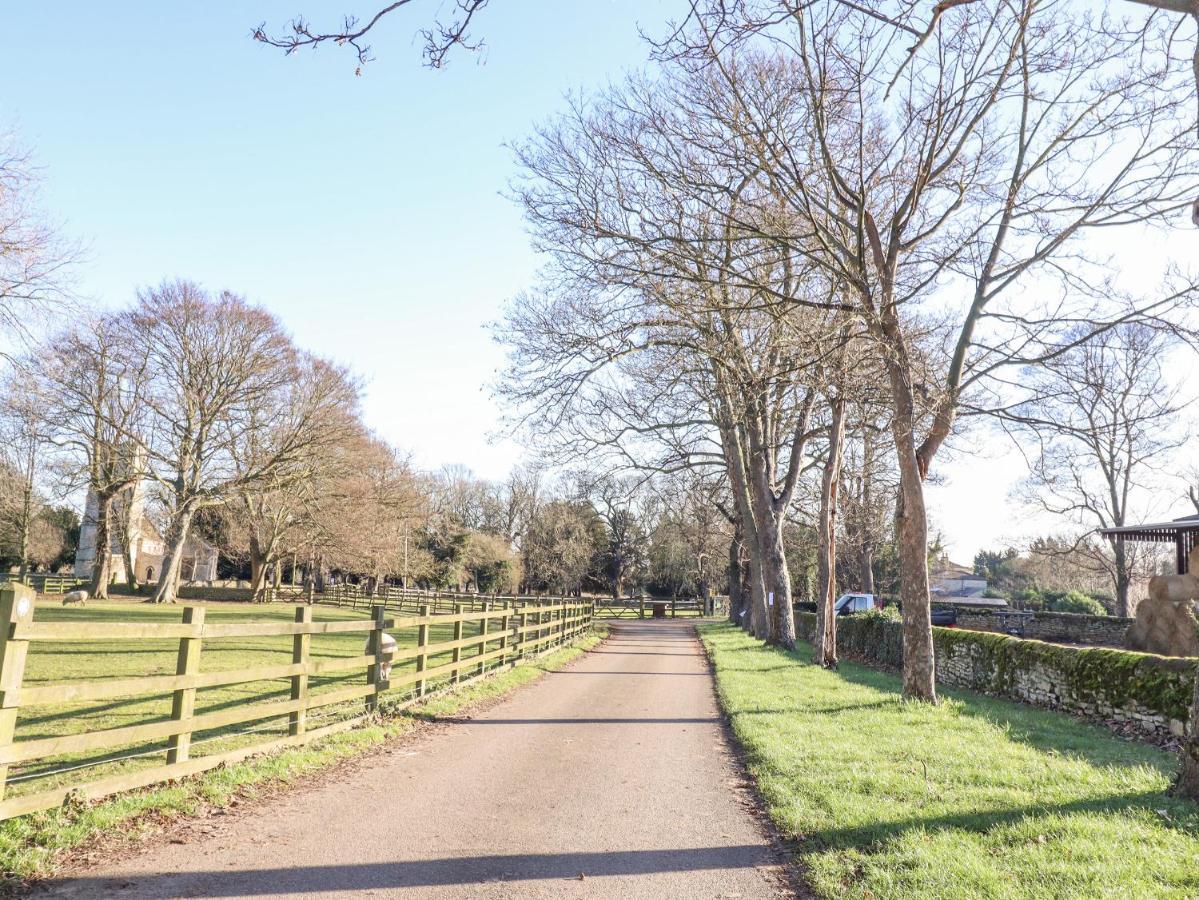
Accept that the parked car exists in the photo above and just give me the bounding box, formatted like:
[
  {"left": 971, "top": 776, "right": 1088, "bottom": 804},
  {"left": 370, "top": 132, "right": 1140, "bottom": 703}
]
[
  {"left": 931, "top": 606, "right": 958, "bottom": 628},
  {"left": 834, "top": 593, "right": 879, "bottom": 616}
]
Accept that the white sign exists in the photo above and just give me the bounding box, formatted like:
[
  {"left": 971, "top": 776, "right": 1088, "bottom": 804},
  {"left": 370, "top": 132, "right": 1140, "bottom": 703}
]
[{"left": 768, "top": 592, "right": 774, "bottom": 606}]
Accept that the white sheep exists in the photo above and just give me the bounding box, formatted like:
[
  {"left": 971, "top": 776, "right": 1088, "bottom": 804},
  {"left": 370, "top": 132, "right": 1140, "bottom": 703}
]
[
  {"left": 62, "top": 589, "right": 89, "bottom": 606},
  {"left": 363, "top": 632, "right": 397, "bottom": 681}
]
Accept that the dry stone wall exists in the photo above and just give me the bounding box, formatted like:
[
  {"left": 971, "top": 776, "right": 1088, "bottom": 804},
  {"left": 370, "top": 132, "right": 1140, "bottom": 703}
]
[
  {"left": 795, "top": 612, "right": 1195, "bottom": 741},
  {"left": 948, "top": 607, "right": 1132, "bottom": 647}
]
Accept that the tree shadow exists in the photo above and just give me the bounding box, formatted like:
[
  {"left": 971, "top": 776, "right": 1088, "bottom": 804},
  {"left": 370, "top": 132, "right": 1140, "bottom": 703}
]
[
  {"left": 801, "top": 790, "right": 1199, "bottom": 851},
  {"left": 44, "top": 845, "right": 774, "bottom": 895}
]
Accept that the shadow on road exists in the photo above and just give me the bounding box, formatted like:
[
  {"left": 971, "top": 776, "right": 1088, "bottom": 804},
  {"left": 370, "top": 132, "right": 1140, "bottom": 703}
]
[{"left": 44, "top": 845, "right": 772, "bottom": 896}]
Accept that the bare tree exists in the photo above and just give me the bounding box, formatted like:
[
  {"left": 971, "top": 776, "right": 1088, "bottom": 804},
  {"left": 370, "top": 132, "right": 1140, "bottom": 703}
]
[
  {"left": 668, "top": 0, "right": 1198, "bottom": 700},
  {"left": 33, "top": 317, "right": 149, "bottom": 597},
  {"left": 1003, "top": 324, "right": 1186, "bottom": 615},
  {"left": 121, "top": 280, "right": 334, "bottom": 603},
  {"left": 0, "top": 133, "right": 76, "bottom": 347},
  {"left": 0, "top": 371, "right": 49, "bottom": 578},
  {"left": 229, "top": 356, "right": 360, "bottom": 601},
  {"left": 814, "top": 394, "right": 845, "bottom": 669}
]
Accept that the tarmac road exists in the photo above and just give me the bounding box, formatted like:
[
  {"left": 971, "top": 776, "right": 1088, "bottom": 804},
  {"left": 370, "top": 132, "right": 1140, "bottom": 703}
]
[{"left": 42, "top": 619, "right": 788, "bottom": 899}]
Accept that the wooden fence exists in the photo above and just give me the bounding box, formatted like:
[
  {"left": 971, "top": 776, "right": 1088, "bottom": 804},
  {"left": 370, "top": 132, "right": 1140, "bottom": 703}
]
[
  {"left": 0, "top": 583, "right": 593, "bottom": 822},
  {"left": 592, "top": 596, "right": 721, "bottom": 619},
  {"left": 10, "top": 574, "right": 88, "bottom": 596},
  {"left": 324, "top": 585, "right": 725, "bottom": 619}
]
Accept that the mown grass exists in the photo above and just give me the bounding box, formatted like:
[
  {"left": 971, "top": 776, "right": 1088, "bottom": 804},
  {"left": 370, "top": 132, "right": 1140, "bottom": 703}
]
[
  {"left": 697, "top": 622, "right": 1199, "bottom": 900},
  {"left": 0, "top": 616, "right": 607, "bottom": 887}
]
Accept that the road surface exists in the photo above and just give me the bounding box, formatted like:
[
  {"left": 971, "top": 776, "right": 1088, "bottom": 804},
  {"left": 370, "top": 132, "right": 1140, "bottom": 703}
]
[{"left": 42, "top": 620, "right": 789, "bottom": 899}]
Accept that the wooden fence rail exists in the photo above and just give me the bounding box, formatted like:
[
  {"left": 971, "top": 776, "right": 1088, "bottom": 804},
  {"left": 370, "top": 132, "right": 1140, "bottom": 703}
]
[
  {"left": 0, "top": 582, "right": 593, "bottom": 822},
  {"left": 10, "top": 574, "right": 88, "bottom": 596}
]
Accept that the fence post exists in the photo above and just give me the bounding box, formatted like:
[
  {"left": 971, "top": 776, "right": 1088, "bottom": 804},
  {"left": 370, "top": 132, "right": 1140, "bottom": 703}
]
[
  {"left": 416, "top": 603, "right": 430, "bottom": 697},
  {"left": 672, "top": 597, "right": 677, "bottom": 619},
  {"left": 366, "top": 604, "right": 386, "bottom": 711},
  {"left": 477, "top": 602, "right": 491, "bottom": 678},
  {"left": 515, "top": 605, "right": 526, "bottom": 661},
  {"left": 639, "top": 596, "right": 645, "bottom": 619},
  {"left": 289, "top": 605, "right": 311, "bottom": 736},
  {"left": 499, "top": 601, "right": 510, "bottom": 667},
  {"left": 166, "top": 606, "right": 205, "bottom": 765},
  {"left": 0, "top": 583, "right": 35, "bottom": 802},
  {"left": 452, "top": 602, "right": 464, "bottom": 684}
]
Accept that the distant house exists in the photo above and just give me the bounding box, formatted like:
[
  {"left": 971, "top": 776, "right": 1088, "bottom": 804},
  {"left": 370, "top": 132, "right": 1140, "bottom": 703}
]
[
  {"left": 73, "top": 482, "right": 219, "bottom": 585},
  {"left": 929, "top": 557, "right": 1006, "bottom": 608}
]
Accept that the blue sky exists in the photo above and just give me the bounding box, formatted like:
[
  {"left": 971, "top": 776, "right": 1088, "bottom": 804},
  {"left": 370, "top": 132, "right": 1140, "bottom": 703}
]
[
  {"left": 2, "top": 2, "right": 1193, "bottom": 561},
  {"left": 0, "top": 0, "right": 666, "bottom": 473}
]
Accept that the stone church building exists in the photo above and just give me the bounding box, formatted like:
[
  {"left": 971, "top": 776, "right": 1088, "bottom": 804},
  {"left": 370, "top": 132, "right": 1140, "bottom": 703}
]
[{"left": 73, "top": 480, "right": 219, "bottom": 585}]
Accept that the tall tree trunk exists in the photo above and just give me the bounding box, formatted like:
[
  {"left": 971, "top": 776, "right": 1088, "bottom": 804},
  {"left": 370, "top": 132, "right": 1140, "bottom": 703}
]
[
  {"left": 728, "top": 527, "right": 744, "bottom": 624},
  {"left": 890, "top": 388, "right": 937, "bottom": 703},
  {"left": 16, "top": 449, "right": 33, "bottom": 580},
  {"left": 152, "top": 507, "right": 195, "bottom": 604},
  {"left": 761, "top": 511, "right": 795, "bottom": 649},
  {"left": 815, "top": 398, "right": 845, "bottom": 669},
  {"left": 89, "top": 491, "right": 115, "bottom": 600}
]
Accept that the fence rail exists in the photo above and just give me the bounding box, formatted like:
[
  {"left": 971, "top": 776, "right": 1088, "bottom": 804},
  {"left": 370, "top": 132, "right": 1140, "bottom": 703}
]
[
  {"left": 10, "top": 574, "right": 87, "bottom": 596},
  {"left": 0, "top": 583, "right": 593, "bottom": 822},
  {"left": 322, "top": 585, "right": 725, "bottom": 619}
]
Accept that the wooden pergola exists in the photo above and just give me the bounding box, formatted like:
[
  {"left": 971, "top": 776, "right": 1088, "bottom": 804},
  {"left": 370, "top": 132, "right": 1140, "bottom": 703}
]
[{"left": 1100, "top": 516, "right": 1199, "bottom": 574}]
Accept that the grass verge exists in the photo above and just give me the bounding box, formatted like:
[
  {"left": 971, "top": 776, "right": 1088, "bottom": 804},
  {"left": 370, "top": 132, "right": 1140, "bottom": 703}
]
[
  {"left": 697, "top": 622, "right": 1199, "bottom": 900},
  {"left": 0, "top": 621, "right": 607, "bottom": 890}
]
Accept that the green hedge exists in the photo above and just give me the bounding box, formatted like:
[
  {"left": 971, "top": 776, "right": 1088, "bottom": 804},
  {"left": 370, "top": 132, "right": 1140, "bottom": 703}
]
[{"left": 795, "top": 611, "right": 1195, "bottom": 734}]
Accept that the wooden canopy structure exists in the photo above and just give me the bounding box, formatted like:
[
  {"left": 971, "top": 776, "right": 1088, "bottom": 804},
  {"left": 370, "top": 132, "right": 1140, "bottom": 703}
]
[{"left": 1100, "top": 516, "right": 1199, "bottom": 574}]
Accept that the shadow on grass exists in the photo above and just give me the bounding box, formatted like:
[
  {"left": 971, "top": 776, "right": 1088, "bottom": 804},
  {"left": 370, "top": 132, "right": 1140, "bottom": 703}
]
[
  {"left": 801, "top": 790, "right": 1199, "bottom": 850},
  {"left": 737, "top": 635, "right": 1178, "bottom": 776}
]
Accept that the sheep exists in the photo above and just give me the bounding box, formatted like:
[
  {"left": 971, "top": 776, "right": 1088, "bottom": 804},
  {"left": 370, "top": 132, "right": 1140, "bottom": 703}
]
[
  {"left": 62, "top": 589, "right": 89, "bottom": 606},
  {"left": 363, "top": 631, "right": 398, "bottom": 681}
]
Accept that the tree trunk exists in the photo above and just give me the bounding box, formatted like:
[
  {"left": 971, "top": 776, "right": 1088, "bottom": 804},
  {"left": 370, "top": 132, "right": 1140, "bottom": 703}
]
[
  {"left": 1176, "top": 675, "right": 1199, "bottom": 801},
  {"left": 762, "top": 514, "right": 795, "bottom": 649},
  {"left": 860, "top": 431, "right": 876, "bottom": 595},
  {"left": 861, "top": 543, "right": 876, "bottom": 595},
  {"left": 117, "top": 517, "right": 138, "bottom": 590},
  {"left": 89, "top": 491, "right": 115, "bottom": 600},
  {"left": 248, "top": 534, "right": 269, "bottom": 602},
  {"left": 815, "top": 398, "right": 845, "bottom": 668},
  {"left": 152, "top": 507, "right": 195, "bottom": 604},
  {"left": 314, "top": 553, "right": 326, "bottom": 593},
  {"left": 891, "top": 400, "right": 937, "bottom": 703},
  {"left": 1114, "top": 540, "right": 1131, "bottom": 618},
  {"left": 16, "top": 457, "right": 33, "bottom": 580},
  {"left": 728, "top": 528, "right": 744, "bottom": 624}
]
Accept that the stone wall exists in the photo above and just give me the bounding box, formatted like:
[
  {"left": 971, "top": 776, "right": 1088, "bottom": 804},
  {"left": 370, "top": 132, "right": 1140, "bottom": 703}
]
[
  {"left": 948, "top": 607, "right": 1133, "bottom": 648},
  {"left": 795, "top": 611, "right": 1195, "bottom": 740}
]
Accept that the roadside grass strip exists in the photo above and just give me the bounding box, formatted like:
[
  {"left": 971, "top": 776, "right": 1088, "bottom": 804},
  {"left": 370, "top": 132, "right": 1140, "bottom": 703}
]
[
  {"left": 0, "top": 607, "right": 606, "bottom": 888},
  {"left": 697, "top": 622, "right": 1199, "bottom": 900}
]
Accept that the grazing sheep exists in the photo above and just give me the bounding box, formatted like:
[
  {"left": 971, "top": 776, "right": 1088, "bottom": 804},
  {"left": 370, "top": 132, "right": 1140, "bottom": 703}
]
[{"left": 62, "top": 589, "right": 89, "bottom": 606}]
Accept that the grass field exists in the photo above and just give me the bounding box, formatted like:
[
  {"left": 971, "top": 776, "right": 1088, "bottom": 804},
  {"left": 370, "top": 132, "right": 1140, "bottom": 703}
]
[
  {"left": 0, "top": 608, "right": 606, "bottom": 886},
  {"left": 698, "top": 622, "right": 1199, "bottom": 900},
  {"left": 9, "top": 599, "right": 531, "bottom": 798}
]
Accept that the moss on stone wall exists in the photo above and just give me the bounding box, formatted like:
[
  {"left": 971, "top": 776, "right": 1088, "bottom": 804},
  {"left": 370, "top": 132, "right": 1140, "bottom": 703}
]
[{"left": 793, "top": 610, "right": 1195, "bottom": 736}]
